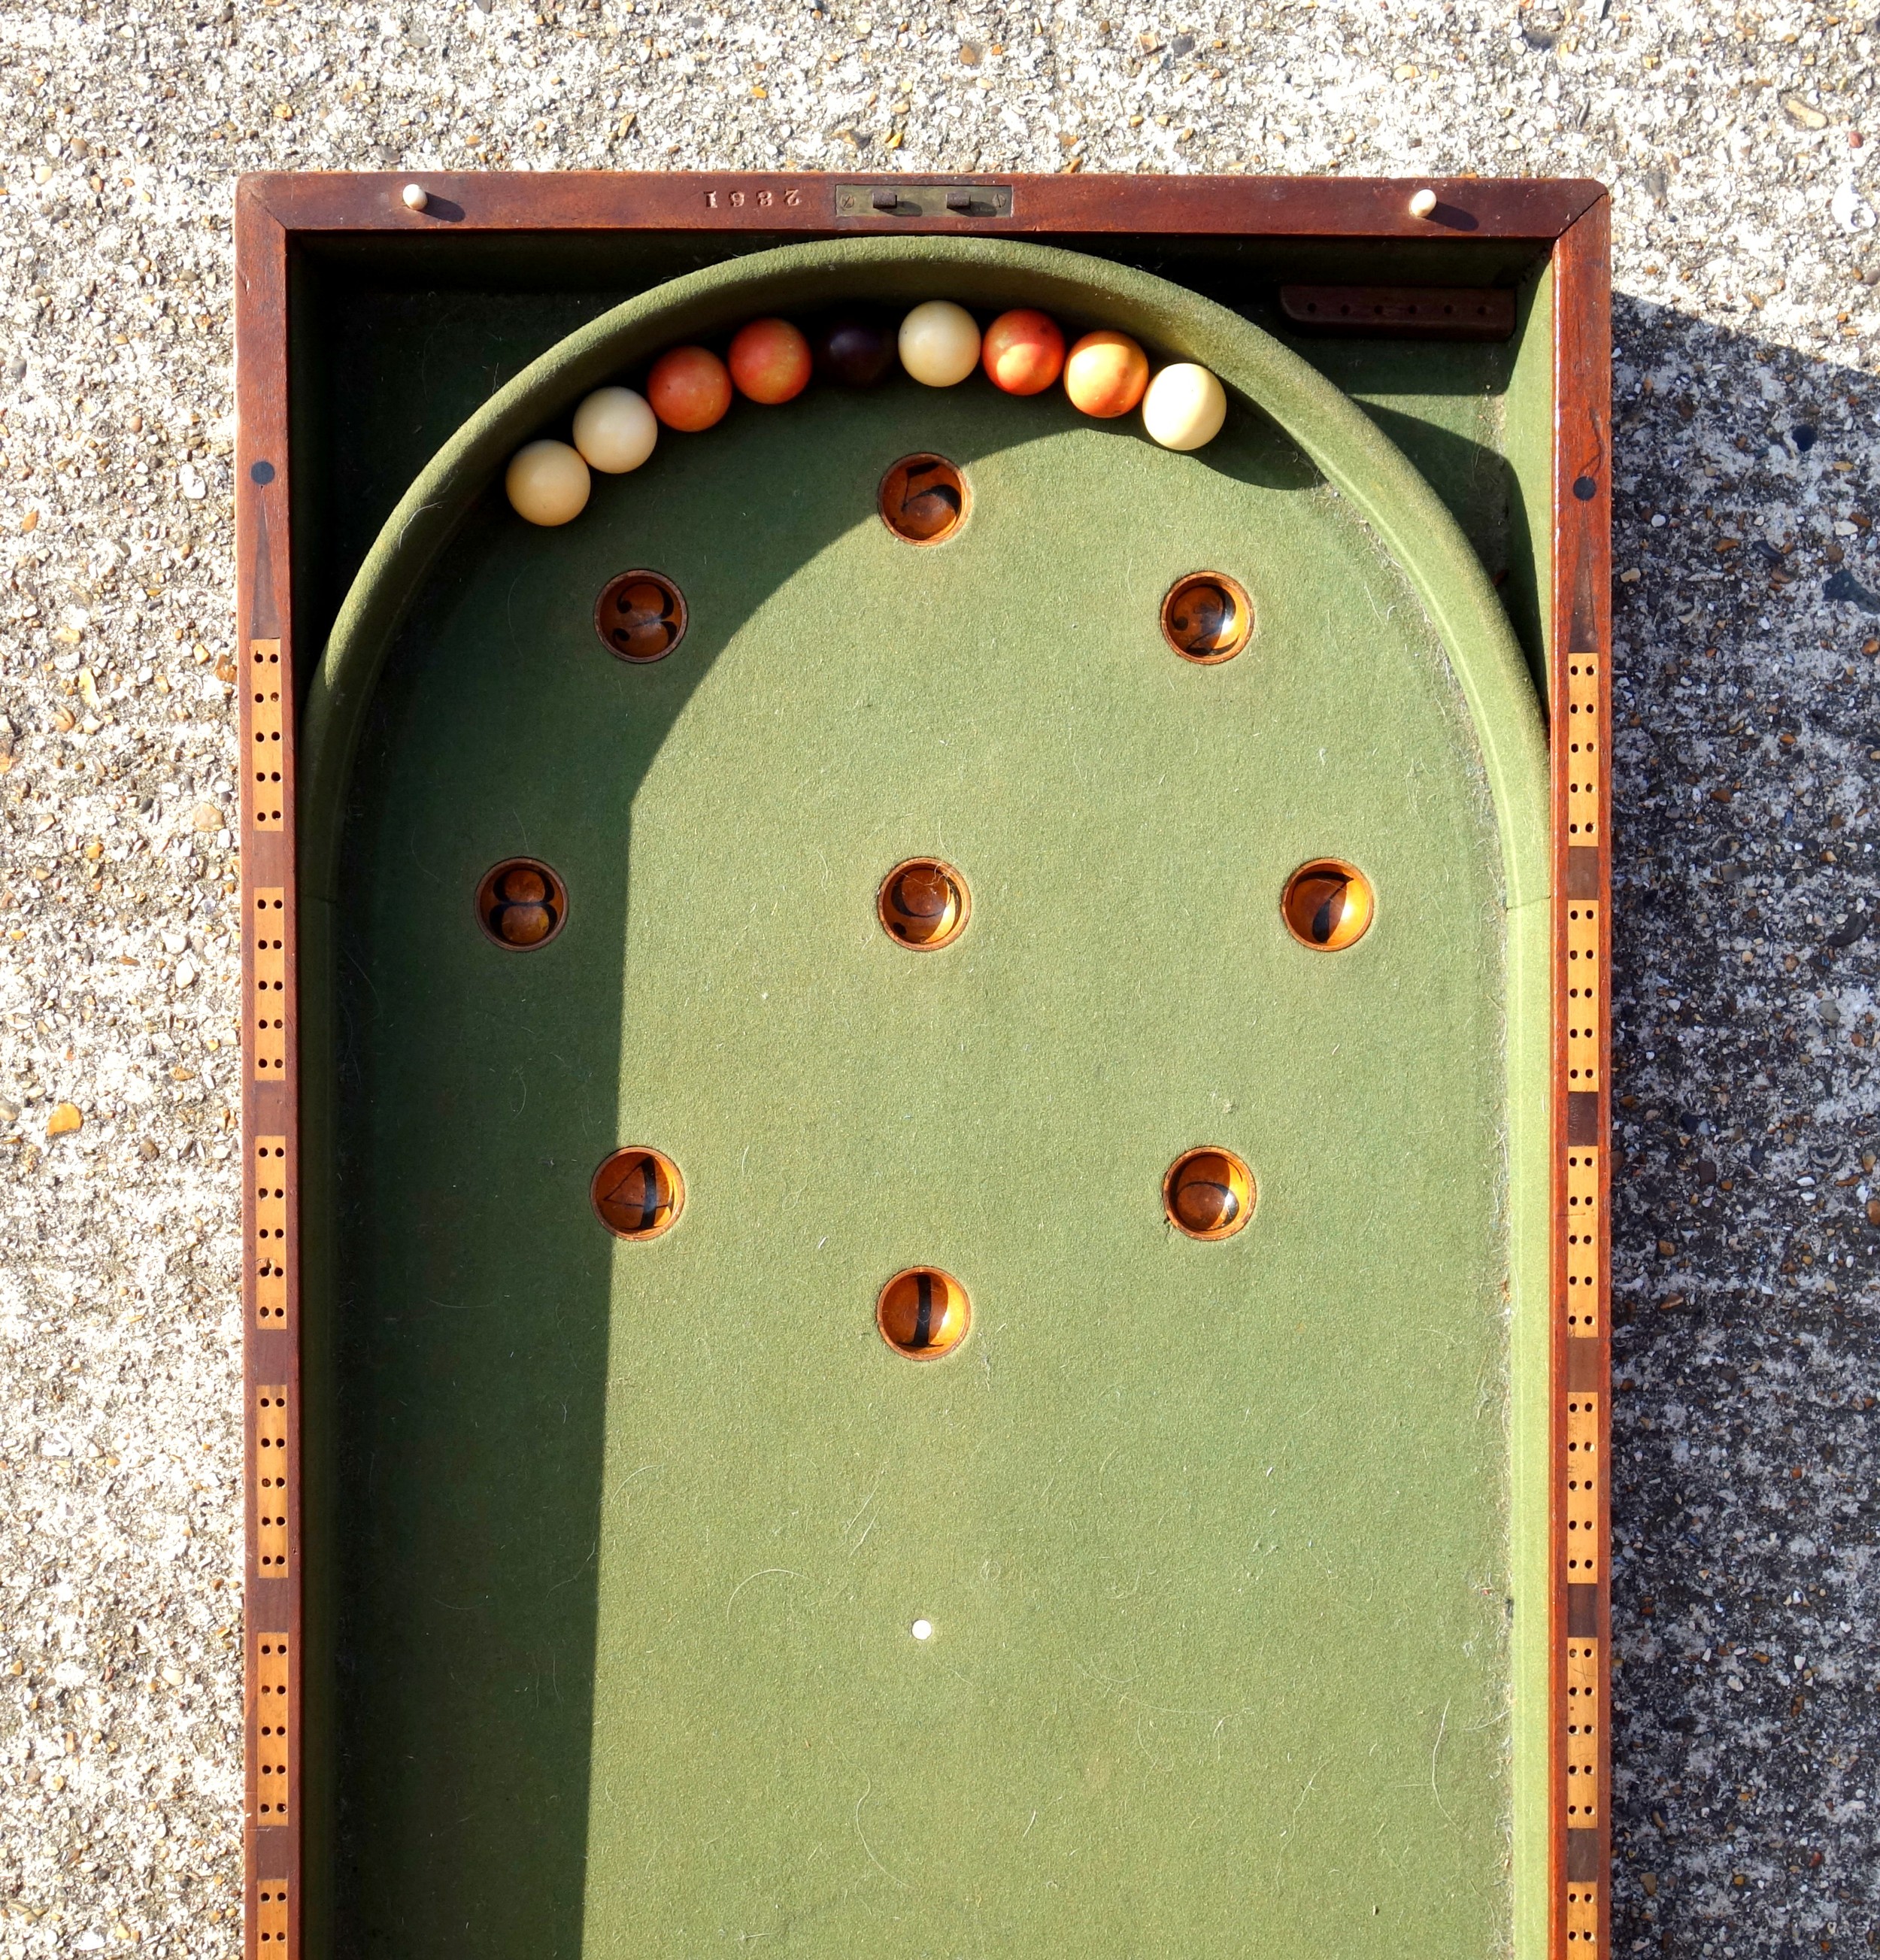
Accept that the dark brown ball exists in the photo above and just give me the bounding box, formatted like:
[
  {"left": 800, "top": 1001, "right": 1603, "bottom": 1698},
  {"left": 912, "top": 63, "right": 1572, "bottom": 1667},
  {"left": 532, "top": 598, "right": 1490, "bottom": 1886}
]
[{"left": 814, "top": 313, "right": 896, "bottom": 388}]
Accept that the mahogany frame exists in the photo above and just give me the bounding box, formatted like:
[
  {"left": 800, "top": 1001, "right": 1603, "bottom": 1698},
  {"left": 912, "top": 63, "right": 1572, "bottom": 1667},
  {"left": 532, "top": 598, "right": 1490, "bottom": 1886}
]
[{"left": 233, "top": 170, "right": 1611, "bottom": 1960}]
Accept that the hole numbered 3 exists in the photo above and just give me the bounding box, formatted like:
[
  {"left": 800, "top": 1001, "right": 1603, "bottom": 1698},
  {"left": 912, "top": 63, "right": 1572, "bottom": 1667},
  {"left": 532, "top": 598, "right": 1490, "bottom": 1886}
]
[{"left": 596, "top": 569, "right": 687, "bottom": 663}]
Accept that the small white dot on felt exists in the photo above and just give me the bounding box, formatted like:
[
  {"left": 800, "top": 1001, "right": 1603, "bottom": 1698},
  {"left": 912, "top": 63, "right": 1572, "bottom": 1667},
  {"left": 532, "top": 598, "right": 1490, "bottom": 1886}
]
[{"left": 910, "top": 1619, "right": 932, "bottom": 1641}]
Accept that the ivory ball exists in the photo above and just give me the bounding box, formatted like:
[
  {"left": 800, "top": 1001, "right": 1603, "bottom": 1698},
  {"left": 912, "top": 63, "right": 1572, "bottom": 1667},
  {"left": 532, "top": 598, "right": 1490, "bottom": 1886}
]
[
  {"left": 1142, "top": 363, "right": 1228, "bottom": 452},
  {"left": 505, "top": 439, "right": 590, "bottom": 526},
  {"left": 898, "top": 300, "right": 981, "bottom": 387},
  {"left": 572, "top": 387, "right": 658, "bottom": 473}
]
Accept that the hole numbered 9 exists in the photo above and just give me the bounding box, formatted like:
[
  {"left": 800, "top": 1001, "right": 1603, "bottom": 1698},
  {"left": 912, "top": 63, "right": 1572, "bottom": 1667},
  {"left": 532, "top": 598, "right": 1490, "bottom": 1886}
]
[
  {"left": 591, "top": 1147, "right": 684, "bottom": 1240},
  {"left": 877, "top": 1267, "right": 971, "bottom": 1359},
  {"left": 476, "top": 858, "right": 568, "bottom": 950},
  {"left": 1281, "top": 860, "right": 1375, "bottom": 951},
  {"left": 879, "top": 454, "right": 969, "bottom": 545},
  {"left": 1161, "top": 572, "right": 1253, "bottom": 663},
  {"left": 1163, "top": 1148, "right": 1256, "bottom": 1240},
  {"left": 596, "top": 569, "right": 687, "bottom": 663},
  {"left": 878, "top": 858, "right": 970, "bottom": 951}
]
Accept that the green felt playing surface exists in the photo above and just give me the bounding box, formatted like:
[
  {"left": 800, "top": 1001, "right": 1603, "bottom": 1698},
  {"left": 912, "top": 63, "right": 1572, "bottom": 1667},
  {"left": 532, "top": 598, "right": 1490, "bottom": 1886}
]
[{"left": 300, "top": 238, "right": 1551, "bottom": 1958}]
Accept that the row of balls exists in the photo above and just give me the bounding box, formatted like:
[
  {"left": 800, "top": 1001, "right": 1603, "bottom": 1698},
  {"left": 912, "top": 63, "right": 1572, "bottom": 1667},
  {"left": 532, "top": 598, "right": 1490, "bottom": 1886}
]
[{"left": 504, "top": 302, "right": 1231, "bottom": 528}]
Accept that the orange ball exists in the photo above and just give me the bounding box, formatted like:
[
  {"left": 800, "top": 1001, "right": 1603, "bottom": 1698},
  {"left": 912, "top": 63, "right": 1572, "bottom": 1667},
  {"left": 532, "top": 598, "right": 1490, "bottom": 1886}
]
[
  {"left": 728, "top": 317, "right": 811, "bottom": 405},
  {"left": 647, "top": 346, "right": 732, "bottom": 432},
  {"left": 981, "top": 308, "right": 1065, "bottom": 396},
  {"left": 1063, "top": 329, "right": 1150, "bottom": 418}
]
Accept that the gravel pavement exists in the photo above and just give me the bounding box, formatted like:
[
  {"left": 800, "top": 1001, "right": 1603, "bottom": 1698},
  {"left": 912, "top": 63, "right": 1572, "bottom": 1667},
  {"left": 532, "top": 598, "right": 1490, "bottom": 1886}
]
[{"left": 2, "top": 2, "right": 1878, "bottom": 1955}]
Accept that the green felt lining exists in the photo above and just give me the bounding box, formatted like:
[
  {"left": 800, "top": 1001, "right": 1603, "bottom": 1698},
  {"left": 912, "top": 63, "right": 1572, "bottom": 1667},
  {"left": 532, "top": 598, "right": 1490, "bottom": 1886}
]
[{"left": 299, "top": 237, "right": 1553, "bottom": 1959}]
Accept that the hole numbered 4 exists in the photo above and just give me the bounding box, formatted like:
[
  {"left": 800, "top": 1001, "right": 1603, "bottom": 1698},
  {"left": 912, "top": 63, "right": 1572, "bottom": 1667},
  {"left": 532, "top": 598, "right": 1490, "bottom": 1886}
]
[
  {"left": 877, "top": 1267, "right": 971, "bottom": 1359},
  {"left": 1281, "top": 860, "right": 1375, "bottom": 951},
  {"left": 1161, "top": 572, "right": 1254, "bottom": 663},
  {"left": 878, "top": 857, "right": 970, "bottom": 951},
  {"left": 591, "top": 1147, "right": 684, "bottom": 1240},
  {"left": 477, "top": 858, "right": 568, "bottom": 950},
  {"left": 1163, "top": 1148, "right": 1256, "bottom": 1240},
  {"left": 879, "top": 454, "right": 969, "bottom": 545},
  {"left": 596, "top": 569, "right": 687, "bottom": 663}
]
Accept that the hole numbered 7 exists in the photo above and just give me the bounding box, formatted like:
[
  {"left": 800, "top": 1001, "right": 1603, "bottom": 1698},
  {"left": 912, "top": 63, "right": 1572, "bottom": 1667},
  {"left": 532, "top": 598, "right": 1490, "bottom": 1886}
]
[
  {"left": 1281, "top": 860, "right": 1375, "bottom": 951},
  {"left": 877, "top": 1267, "right": 971, "bottom": 1360}
]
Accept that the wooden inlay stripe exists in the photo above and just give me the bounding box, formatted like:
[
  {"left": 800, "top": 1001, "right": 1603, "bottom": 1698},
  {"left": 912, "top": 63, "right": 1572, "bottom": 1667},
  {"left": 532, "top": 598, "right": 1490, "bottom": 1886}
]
[
  {"left": 1565, "top": 1391, "right": 1600, "bottom": 1582},
  {"left": 254, "top": 1634, "right": 290, "bottom": 1825},
  {"left": 250, "top": 639, "right": 285, "bottom": 830},
  {"left": 256, "top": 1387, "right": 290, "bottom": 1576},
  {"left": 1564, "top": 648, "right": 1600, "bottom": 845},
  {"left": 1565, "top": 903, "right": 1600, "bottom": 1093},
  {"left": 254, "top": 1135, "right": 288, "bottom": 1327},
  {"left": 256, "top": 1881, "right": 290, "bottom": 1960},
  {"left": 1565, "top": 1146, "right": 1601, "bottom": 1336},
  {"left": 252, "top": 888, "right": 287, "bottom": 1080}
]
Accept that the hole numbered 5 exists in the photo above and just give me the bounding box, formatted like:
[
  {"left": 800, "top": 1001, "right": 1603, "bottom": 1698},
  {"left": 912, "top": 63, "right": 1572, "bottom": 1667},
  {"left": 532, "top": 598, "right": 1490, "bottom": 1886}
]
[{"left": 879, "top": 454, "right": 969, "bottom": 545}]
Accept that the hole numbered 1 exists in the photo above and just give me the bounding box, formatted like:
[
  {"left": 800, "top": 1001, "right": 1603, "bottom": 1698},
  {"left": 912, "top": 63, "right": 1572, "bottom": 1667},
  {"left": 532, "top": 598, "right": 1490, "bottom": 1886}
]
[
  {"left": 596, "top": 569, "right": 687, "bottom": 663},
  {"left": 1281, "top": 860, "right": 1375, "bottom": 951},
  {"left": 591, "top": 1147, "right": 684, "bottom": 1240},
  {"left": 879, "top": 454, "right": 969, "bottom": 545},
  {"left": 878, "top": 858, "right": 970, "bottom": 951},
  {"left": 1161, "top": 572, "right": 1253, "bottom": 663},
  {"left": 1163, "top": 1148, "right": 1256, "bottom": 1240},
  {"left": 476, "top": 858, "right": 568, "bottom": 951},
  {"left": 877, "top": 1267, "right": 971, "bottom": 1359}
]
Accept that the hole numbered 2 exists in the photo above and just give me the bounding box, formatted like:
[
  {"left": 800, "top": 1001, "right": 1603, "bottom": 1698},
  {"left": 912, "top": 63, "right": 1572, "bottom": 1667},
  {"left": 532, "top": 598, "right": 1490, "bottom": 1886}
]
[{"left": 1161, "top": 572, "right": 1253, "bottom": 663}]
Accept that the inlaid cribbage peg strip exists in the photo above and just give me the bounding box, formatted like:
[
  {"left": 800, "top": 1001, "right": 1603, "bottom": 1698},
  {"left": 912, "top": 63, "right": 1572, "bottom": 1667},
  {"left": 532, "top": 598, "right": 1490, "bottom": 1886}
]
[
  {"left": 1553, "top": 198, "right": 1612, "bottom": 1960},
  {"left": 240, "top": 392, "right": 299, "bottom": 1960}
]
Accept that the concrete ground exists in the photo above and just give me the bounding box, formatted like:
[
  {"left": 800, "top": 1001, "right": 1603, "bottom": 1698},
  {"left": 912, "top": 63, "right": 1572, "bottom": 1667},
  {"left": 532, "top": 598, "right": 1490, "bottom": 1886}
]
[{"left": 0, "top": 1, "right": 1876, "bottom": 1954}]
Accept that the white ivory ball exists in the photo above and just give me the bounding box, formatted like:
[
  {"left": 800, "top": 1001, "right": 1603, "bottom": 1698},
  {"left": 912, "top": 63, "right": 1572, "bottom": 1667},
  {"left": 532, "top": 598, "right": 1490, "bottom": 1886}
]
[
  {"left": 898, "top": 301, "right": 981, "bottom": 387},
  {"left": 572, "top": 387, "right": 659, "bottom": 474},
  {"left": 1142, "top": 363, "right": 1229, "bottom": 453},
  {"left": 505, "top": 439, "right": 591, "bottom": 526}
]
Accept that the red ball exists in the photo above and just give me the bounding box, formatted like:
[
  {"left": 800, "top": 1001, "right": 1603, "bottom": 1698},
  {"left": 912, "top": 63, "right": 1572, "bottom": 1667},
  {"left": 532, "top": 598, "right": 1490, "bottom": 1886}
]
[
  {"left": 647, "top": 346, "right": 732, "bottom": 432},
  {"left": 981, "top": 309, "right": 1066, "bottom": 396},
  {"left": 728, "top": 317, "right": 811, "bottom": 405}
]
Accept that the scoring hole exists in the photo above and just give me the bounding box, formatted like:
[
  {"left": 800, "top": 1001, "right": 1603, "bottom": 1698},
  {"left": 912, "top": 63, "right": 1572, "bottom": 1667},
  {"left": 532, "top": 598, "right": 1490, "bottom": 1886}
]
[
  {"left": 475, "top": 857, "right": 568, "bottom": 951},
  {"left": 1281, "top": 859, "right": 1375, "bottom": 951},
  {"left": 596, "top": 569, "right": 687, "bottom": 663},
  {"left": 1160, "top": 572, "right": 1253, "bottom": 663},
  {"left": 877, "top": 1267, "right": 970, "bottom": 1359},
  {"left": 1163, "top": 1147, "right": 1256, "bottom": 1240}
]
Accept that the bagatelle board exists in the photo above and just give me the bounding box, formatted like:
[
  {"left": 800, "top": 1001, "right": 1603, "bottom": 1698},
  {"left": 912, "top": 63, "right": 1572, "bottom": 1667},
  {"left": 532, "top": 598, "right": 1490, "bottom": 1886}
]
[{"left": 234, "top": 176, "right": 1612, "bottom": 1960}]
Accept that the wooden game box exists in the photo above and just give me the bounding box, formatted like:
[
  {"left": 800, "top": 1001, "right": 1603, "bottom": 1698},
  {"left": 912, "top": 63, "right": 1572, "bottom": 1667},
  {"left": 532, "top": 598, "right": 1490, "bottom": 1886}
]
[{"left": 235, "top": 171, "right": 1610, "bottom": 1960}]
